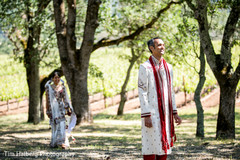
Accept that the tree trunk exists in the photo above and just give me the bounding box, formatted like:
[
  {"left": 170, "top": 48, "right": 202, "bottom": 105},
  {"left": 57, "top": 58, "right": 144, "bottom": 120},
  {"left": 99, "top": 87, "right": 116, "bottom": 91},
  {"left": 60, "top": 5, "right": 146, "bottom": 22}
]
[
  {"left": 186, "top": 0, "right": 240, "bottom": 139},
  {"left": 117, "top": 48, "right": 139, "bottom": 115},
  {"left": 1, "top": 0, "right": 50, "bottom": 123},
  {"left": 58, "top": 59, "right": 91, "bottom": 124},
  {"left": 53, "top": 0, "right": 182, "bottom": 124},
  {"left": 40, "top": 75, "right": 46, "bottom": 121},
  {"left": 25, "top": 19, "right": 41, "bottom": 124},
  {"left": 216, "top": 83, "right": 236, "bottom": 139},
  {"left": 40, "top": 99, "right": 44, "bottom": 121},
  {"left": 53, "top": 0, "right": 100, "bottom": 124},
  {"left": 194, "top": 44, "right": 205, "bottom": 138},
  {"left": 25, "top": 27, "right": 41, "bottom": 124},
  {"left": 215, "top": 1, "right": 240, "bottom": 139},
  {"left": 26, "top": 58, "right": 40, "bottom": 124},
  {"left": 66, "top": 69, "right": 91, "bottom": 124}
]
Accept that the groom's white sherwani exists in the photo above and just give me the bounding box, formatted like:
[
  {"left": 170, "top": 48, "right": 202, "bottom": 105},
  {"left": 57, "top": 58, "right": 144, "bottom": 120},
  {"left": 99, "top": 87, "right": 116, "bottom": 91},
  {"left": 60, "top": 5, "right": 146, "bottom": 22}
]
[{"left": 138, "top": 56, "right": 177, "bottom": 155}]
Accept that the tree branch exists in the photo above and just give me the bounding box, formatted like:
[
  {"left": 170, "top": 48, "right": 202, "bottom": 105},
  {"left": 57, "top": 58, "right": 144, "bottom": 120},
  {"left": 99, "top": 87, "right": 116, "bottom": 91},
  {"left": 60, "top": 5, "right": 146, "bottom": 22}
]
[
  {"left": 192, "top": 0, "right": 217, "bottom": 75},
  {"left": 221, "top": 1, "right": 240, "bottom": 64},
  {"left": 39, "top": 31, "right": 55, "bottom": 59},
  {"left": 53, "top": 0, "right": 69, "bottom": 66},
  {"left": 92, "top": 0, "right": 183, "bottom": 52},
  {"left": 37, "top": 0, "right": 51, "bottom": 14},
  {"left": 79, "top": 0, "right": 101, "bottom": 58},
  {"left": 232, "top": 58, "right": 240, "bottom": 84},
  {"left": 183, "top": 50, "right": 198, "bottom": 73},
  {"left": 185, "top": 0, "right": 196, "bottom": 11},
  {"left": 66, "top": 0, "right": 77, "bottom": 65},
  {"left": 15, "top": 28, "right": 27, "bottom": 49},
  {"left": 6, "top": 30, "right": 22, "bottom": 55}
]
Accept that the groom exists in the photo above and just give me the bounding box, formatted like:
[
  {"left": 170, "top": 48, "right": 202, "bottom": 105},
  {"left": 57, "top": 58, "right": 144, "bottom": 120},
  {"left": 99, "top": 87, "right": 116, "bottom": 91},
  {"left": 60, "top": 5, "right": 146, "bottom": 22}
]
[{"left": 138, "top": 37, "right": 182, "bottom": 160}]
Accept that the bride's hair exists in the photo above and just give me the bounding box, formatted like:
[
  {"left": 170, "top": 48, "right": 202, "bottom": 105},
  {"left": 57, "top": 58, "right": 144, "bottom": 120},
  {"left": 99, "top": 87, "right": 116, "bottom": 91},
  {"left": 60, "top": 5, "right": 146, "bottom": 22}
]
[{"left": 52, "top": 71, "right": 61, "bottom": 78}]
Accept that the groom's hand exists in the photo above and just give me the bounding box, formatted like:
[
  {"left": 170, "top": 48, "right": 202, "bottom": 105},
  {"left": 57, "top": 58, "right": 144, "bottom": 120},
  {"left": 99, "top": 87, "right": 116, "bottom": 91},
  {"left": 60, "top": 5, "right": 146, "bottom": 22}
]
[
  {"left": 144, "top": 116, "right": 153, "bottom": 128},
  {"left": 174, "top": 114, "right": 182, "bottom": 125}
]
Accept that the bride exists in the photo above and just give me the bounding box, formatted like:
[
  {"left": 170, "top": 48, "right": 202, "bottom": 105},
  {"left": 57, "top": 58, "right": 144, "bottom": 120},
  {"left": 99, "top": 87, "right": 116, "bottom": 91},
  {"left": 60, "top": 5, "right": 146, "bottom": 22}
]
[{"left": 45, "top": 72, "right": 76, "bottom": 149}]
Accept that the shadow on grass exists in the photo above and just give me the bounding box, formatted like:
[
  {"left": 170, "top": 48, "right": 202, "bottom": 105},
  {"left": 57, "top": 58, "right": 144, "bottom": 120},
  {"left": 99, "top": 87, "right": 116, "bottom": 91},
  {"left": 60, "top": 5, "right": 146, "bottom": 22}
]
[
  {"left": 93, "top": 113, "right": 140, "bottom": 121},
  {"left": 74, "top": 123, "right": 141, "bottom": 138},
  {"left": 0, "top": 109, "right": 240, "bottom": 159},
  {"left": 0, "top": 131, "right": 142, "bottom": 159},
  {"left": 1, "top": 132, "right": 239, "bottom": 160},
  {"left": 0, "top": 128, "right": 50, "bottom": 136},
  {"left": 180, "top": 112, "right": 217, "bottom": 120},
  {"left": 168, "top": 137, "right": 240, "bottom": 160}
]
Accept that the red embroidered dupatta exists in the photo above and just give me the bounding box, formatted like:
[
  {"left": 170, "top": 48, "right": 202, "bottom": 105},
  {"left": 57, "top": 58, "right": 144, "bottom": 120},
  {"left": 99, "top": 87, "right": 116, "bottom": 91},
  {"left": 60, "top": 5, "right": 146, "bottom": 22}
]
[{"left": 149, "top": 56, "right": 176, "bottom": 154}]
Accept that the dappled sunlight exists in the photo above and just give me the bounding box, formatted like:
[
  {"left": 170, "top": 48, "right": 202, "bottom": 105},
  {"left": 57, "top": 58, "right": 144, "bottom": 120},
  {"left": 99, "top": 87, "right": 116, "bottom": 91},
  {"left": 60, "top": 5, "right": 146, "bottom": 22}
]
[
  {"left": 95, "top": 119, "right": 141, "bottom": 126},
  {"left": 170, "top": 136, "right": 240, "bottom": 159},
  {"left": 0, "top": 113, "right": 50, "bottom": 133},
  {"left": 9, "top": 132, "right": 50, "bottom": 138},
  {"left": 0, "top": 106, "right": 240, "bottom": 159},
  {"left": 93, "top": 113, "right": 141, "bottom": 121},
  {"left": 73, "top": 132, "right": 140, "bottom": 139}
]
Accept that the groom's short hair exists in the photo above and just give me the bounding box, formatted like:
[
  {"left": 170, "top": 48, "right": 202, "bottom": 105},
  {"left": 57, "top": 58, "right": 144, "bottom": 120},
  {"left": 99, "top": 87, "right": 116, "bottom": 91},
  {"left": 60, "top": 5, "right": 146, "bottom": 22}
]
[{"left": 147, "top": 37, "right": 161, "bottom": 53}]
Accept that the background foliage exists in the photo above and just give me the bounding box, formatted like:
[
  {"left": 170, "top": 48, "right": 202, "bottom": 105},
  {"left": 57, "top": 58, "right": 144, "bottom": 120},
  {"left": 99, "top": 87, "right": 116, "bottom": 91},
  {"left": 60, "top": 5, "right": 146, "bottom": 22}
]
[
  {"left": 0, "top": 0, "right": 239, "bottom": 102},
  {"left": 1, "top": 40, "right": 239, "bottom": 101}
]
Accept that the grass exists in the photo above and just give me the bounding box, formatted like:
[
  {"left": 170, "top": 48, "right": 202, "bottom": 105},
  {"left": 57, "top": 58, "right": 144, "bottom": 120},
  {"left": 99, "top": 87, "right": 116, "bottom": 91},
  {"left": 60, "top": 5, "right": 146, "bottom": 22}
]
[
  {"left": 0, "top": 47, "right": 139, "bottom": 101},
  {"left": 89, "top": 47, "right": 139, "bottom": 96},
  {"left": 0, "top": 105, "right": 239, "bottom": 159}
]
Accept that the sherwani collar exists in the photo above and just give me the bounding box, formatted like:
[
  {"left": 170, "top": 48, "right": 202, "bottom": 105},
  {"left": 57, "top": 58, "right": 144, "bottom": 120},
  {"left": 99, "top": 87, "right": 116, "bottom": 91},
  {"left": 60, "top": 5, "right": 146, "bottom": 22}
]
[{"left": 151, "top": 55, "right": 164, "bottom": 68}]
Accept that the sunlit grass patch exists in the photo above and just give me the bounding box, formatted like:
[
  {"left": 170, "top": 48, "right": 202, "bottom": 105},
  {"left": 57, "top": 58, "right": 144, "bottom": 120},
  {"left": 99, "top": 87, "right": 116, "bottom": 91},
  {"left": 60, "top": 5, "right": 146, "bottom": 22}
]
[
  {"left": 0, "top": 113, "right": 49, "bottom": 132},
  {"left": 94, "top": 113, "right": 140, "bottom": 121}
]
